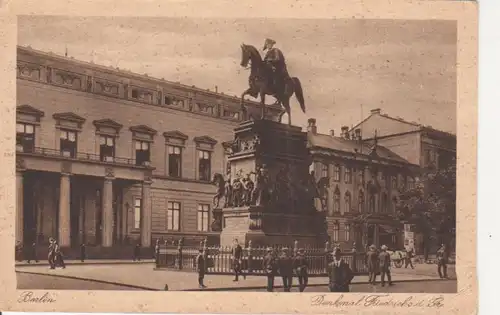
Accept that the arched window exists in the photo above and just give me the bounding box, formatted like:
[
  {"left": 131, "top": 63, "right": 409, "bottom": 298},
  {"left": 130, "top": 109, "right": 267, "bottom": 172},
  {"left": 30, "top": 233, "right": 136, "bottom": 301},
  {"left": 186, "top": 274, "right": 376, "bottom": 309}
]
[
  {"left": 369, "top": 193, "right": 376, "bottom": 213},
  {"left": 332, "top": 222, "right": 340, "bottom": 242},
  {"left": 381, "top": 193, "right": 388, "bottom": 213},
  {"left": 333, "top": 188, "right": 341, "bottom": 213},
  {"left": 358, "top": 190, "right": 364, "bottom": 212},
  {"left": 344, "top": 191, "right": 352, "bottom": 213}
]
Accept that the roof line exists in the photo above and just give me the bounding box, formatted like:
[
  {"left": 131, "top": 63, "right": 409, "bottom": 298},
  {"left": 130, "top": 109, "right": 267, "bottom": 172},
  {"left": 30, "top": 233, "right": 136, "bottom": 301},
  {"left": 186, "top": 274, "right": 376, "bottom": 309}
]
[{"left": 17, "top": 45, "right": 277, "bottom": 109}]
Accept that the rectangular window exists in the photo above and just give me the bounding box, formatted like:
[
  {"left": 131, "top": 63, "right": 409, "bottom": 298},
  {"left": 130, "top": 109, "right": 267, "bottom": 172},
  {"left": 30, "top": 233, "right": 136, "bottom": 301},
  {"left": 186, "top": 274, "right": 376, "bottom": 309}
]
[
  {"left": 16, "top": 123, "right": 35, "bottom": 153},
  {"left": 197, "top": 204, "right": 210, "bottom": 232},
  {"left": 135, "top": 140, "right": 151, "bottom": 166},
  {"left": 134, "top": 198, "right": 141, "bottom": 229},
  {"left": 198, "top": 150, "right": 211, "bottom": 181},
  {"left": 167, "top": 201, "right": 181, "bottom": 231},
  {"left": 99, "top": 135, "right": 116, "bottom": 162},
  {"left": 60, "top": 130, "right": 77, "bottom": 158},
  {"left": 168, "top": 146, "right": 182, "bottom": 178},
  {"left": 332, "top": 224, "right": 339, "bottom": 242},
  {"left": 333, "top": 165, "right": 341, "bottom": 182},
  {"left": 344, "top": 167, "right": 352, "bottom": 183},
  {"left": 320, "top": 163, "right": 328, "bottom": 178},
  {"left": 344, "top": 224, "right": 351, "bottom": 241}
]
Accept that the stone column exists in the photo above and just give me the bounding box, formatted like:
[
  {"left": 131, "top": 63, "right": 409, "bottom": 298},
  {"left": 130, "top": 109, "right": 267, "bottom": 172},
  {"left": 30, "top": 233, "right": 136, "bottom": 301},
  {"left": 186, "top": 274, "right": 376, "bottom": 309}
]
[
  {"left": 373, "top": 224, "right": 379, "bottom": 247},
  {"left": 16, "top": 171, "right": 24, "bottom": 244},
  {"left": 140, "top": 181, "right": 152, "bottom": 247},
  {"left": 101, "top": 177, "right": 114, "bottom": 247},
  {"left": 58, "top": 173, "right": 71, "bottom": 247}
]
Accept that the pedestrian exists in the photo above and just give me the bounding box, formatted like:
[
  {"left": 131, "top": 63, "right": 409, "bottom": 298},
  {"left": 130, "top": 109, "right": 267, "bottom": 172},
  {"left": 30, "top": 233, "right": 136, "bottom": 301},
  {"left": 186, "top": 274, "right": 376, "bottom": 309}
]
[
  {"left": 278, "top": 247, "right": 293, "bottom": 292},
  {"left": 437, "top": 244, "right": 448, "bottom": 279},
  {"left": 133, "top": 243, "right": 141, "bottom": 261},
  {"left": 196, "top": 249, "right": 207, "bottom": 289},
  {"left": 232, "top": 239, "right": 243, "bottom": 281},
  {"left": 327, "top": 247, "right": 354, "bottom": 292},
  {"left": 379, "top": 245, "right": 393, "bottom": 286},
  {"left": 27, "top": 242, "right": 39, "bottom": 264},
  {"left": 366, "top": 244, "right": 378, "bottom": 285},
  {"left": 262, "top": 247, "right": 277, "bottom": 292},
  {"left": 54, "top": 240, "right": 66, "bottom": 269},
  {"left": 293, "top": 248, "right": 309, "bottom": 292},
  {"left": 80, "top": 243, "right": 86, "bottom": 262},
  {"left": 48, "top": 238, "right": 56, "bottom": 269},
  {"left": 154, "top": 239, "right": 160, "bottom": 263},
  {"left": 404, "top": 245, "right": 414, "bottom": 269}
]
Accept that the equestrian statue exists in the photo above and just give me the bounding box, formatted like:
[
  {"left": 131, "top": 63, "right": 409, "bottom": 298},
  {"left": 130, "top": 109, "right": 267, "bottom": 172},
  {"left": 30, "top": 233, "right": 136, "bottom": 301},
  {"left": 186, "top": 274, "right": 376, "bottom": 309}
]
[{"left": 239, "top": 38, "right": 306, "bottom": 125}]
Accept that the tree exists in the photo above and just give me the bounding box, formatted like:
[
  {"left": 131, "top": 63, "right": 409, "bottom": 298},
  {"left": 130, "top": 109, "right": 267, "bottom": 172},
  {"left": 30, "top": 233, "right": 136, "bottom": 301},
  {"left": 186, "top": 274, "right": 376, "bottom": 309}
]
[{"left": 395, "top": 158, "right": 456, "bottom": 256}]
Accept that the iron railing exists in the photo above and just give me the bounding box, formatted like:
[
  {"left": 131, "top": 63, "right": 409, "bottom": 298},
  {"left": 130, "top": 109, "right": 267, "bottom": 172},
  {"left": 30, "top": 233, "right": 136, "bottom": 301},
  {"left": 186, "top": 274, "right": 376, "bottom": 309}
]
[
  {"left": 18, "top": 146, "right": 141, "bottom": 166},
  {"left": 156, "top": 240, "right": 369, "bottom": 276}
]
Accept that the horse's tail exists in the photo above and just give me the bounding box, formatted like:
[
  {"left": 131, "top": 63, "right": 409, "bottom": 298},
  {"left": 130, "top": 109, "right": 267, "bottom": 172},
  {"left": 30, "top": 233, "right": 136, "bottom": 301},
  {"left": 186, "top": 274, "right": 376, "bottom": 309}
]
[{"left": 292, "top": 77, "right": 306, "bottom": 113}]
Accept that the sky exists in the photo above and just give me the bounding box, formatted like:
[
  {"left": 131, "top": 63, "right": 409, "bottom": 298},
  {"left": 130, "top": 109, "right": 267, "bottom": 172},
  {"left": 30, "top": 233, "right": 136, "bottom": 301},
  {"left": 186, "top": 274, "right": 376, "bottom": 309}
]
[{"left": 17, "top": 16, "right": 457, "bottom": 134}]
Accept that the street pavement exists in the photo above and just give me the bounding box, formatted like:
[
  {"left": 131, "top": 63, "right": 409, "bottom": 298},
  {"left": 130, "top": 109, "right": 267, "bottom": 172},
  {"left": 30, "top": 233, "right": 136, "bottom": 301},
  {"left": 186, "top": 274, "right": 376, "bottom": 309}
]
[
  {"left": 17, "top": 272, "right": 456, "bottom": 292},
  {"left": 16, "top": 262, "right": 455, "bottom": 291},
  {"left": 17, "top": 273, "right": 141, "bottom": 290}
]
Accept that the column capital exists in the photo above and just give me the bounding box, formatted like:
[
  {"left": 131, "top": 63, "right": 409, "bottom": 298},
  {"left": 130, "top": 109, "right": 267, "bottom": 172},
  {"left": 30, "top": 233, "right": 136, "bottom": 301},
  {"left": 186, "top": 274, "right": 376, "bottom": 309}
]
[
  {"left": 104, "top": 176, "right": 114, "bottom": 182},
  {"left": 61, "top": 172, "right": 72, "bottom": 177},
  {"left": 143, "top": 179, "right": 153, "bottom": 186}
]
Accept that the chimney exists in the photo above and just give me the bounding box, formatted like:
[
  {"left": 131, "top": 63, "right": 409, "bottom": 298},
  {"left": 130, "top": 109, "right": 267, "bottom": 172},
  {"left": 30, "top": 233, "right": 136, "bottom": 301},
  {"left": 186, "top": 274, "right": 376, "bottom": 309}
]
[
  {"left": 355, "top": 128, "right": 362, "bottom": 140},
  {"left": 341, "top": 126, "right": 349, "bottom": 139},
  {"left": 215, "top": 85, "right": 218, "bottom": 93},
  {"left": 307, "top": 118, "right": 317, "bottom": 134},
  {"left": 329, "top": 130, "right": 335, "bottom": 137},
  {"left": 370, "top": 108, "right": 381, "bottom": 115}
]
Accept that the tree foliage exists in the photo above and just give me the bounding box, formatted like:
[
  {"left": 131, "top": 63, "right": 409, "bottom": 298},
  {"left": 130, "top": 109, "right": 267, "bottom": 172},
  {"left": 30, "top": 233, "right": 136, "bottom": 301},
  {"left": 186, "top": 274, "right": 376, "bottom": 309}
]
[{"left": 395, "top": 159, "right": 456, "bottom": 240}]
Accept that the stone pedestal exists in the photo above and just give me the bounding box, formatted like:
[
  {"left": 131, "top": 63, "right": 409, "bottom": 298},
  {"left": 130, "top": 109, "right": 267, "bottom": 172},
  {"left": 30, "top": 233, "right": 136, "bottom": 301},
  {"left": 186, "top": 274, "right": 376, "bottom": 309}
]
[{"left": 219, "top": 120, "right": 328, "bottom": 247}]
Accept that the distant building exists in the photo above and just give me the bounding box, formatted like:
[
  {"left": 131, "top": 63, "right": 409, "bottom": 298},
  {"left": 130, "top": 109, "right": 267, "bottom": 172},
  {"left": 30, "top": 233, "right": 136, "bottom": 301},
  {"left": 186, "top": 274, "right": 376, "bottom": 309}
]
[
  {"left": 352, "top": 108, "right": 456, "bottom": 170},
  {"left": 306, "top": 118, "right": 420, "bottom": 251},
  {"left": 15, "top": 46, "right": 281, "bottom": 250}
]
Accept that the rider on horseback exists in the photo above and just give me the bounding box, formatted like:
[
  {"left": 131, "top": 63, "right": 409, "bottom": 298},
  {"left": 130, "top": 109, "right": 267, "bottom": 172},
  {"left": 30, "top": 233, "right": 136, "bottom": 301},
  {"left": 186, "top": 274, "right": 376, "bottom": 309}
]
[{"left": 263, "top": 38, "right": 288, "bottom": 96}]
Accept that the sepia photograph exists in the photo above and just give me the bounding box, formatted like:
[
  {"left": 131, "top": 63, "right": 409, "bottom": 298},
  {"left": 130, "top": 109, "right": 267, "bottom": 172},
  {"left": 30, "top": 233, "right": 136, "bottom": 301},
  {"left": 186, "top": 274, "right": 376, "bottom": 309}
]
[{"left": 13, "top": 15, "right": 459, "bottom": 294}]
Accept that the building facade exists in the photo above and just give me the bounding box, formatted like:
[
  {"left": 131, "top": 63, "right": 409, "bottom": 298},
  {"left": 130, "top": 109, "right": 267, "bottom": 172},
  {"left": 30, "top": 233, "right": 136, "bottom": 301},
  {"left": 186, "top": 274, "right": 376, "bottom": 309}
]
[
  {"left": 306, "top": 119, "right": 420, "bottom": 251},
  {"left": 16, "top": 46, "right": 281, "bottom": 250}
]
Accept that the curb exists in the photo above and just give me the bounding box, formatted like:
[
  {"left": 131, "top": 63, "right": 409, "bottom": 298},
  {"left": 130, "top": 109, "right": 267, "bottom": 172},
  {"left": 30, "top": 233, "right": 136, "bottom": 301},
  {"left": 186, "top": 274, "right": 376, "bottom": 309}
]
[
  {"left": 182, "top": 278, "right": 453, "bottom": 291},
  {"left": 16, "top": 261, "right": 155, "bottom": 267},
  {"left": 16, "top": 271, "right": 158, "bottom": 291}
]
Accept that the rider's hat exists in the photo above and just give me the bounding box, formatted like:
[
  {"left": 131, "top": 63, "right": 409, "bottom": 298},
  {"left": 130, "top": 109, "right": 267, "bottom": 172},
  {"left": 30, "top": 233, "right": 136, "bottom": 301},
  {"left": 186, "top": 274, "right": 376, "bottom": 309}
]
[{"left": 263, "top": 38, "right": 276, "bottom": 50}]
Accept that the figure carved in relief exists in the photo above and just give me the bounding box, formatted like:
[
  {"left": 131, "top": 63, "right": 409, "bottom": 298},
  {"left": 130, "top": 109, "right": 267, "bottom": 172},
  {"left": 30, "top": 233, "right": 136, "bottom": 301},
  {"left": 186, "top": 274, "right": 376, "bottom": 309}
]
[
  {"left": 232, "top": 171, "right": 244, "bottom": 207},
  {"left": 224, "top": 175, "right": 232, "bottom": 207},
  {"left": 211, "top": 173, "right": 226, "bottom": 208},
  {"left": 316, "top": 176, "right": 330, "bottom": 211},
  {"left": 251, "top": 165, "right": 271, "bottom": 206},
  {"left": 241, "top": 173, "right": 255, "bottom": 206}
]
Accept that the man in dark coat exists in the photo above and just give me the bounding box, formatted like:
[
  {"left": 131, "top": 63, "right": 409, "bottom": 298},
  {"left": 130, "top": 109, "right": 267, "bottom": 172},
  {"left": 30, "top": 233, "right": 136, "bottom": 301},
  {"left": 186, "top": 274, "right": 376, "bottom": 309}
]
[
  {"left": 366, "top": 244, "right": 379, "bottom": 285},
  {"left": 262, "top": 247, "right": 277, "bottom": 292},
  {"left": 404, "top": 245, "right": 414, "bottom": 269},
  {"left": 437, "top": 244, "right": 449, "bottom": 279},
  {"left": 293, "top": 248, "right": 309, "bottom": 292},
  {"left": 379, "top": 245, "right": 393, "bottom": 286},
  {"left": 196, "top": 249, "right": 207, "bottom": 289},
  {"left": 48, "top": 238, "right": 56, "bottom": 269},
  {"left": 327, "top": 247, "right": 354, "bottom": 292},
  {"left": 278, "top": 247, "right": 293, "bottom": 292},
  {"left": 133, "top": 243, "right": 141, "bottom": 261},
  {"left": 53, "top": 240, "right": 65, "bottom": 269},
  {"left": 232, "top": 239, "right": 243, "bottom": 281}
]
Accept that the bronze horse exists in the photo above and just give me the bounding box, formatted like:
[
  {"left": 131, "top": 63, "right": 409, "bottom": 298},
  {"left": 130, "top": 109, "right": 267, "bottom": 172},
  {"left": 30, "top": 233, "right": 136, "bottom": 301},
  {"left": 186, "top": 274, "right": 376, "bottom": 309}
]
[{"left": 239, "top": 44, "right": 306, "bottom": 125}]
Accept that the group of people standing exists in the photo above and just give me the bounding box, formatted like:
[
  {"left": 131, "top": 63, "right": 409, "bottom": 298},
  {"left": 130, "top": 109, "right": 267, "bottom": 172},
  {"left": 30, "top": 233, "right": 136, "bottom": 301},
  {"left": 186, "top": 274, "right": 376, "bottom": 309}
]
[{"left": 366, "top": 244, "right": 394, "bottom": 286}]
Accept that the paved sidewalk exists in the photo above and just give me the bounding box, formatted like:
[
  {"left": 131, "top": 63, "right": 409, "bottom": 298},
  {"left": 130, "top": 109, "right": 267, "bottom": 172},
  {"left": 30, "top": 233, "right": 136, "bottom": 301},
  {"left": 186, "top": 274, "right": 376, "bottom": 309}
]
[
  {"left": 16, "top": 263, "right": 445, "bottom": 291},
  {"left": 16, "top": 259, "right": 155, "bottom": 267}
]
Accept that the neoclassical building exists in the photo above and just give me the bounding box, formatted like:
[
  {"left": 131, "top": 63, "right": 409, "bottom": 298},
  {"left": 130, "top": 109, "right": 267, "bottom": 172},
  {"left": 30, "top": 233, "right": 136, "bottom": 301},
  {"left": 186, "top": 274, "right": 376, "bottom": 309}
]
[
  {"left": 307, "top": 118, "right": 421, "bottom": 250},
  {"left": 16, "top": 46, "right": 281, "bottom": 251}
]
